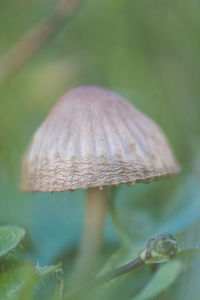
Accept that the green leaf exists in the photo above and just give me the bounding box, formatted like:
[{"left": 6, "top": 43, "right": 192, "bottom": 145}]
[
  {"left": 0, "top": 261, "right": 62, "bottom": 300},
  {"left": 0, "top": 263, "right": 37, "bottom": 300},
  {"left": 0, "top": 226, "right": 26, "bottom": 258},
  {"left": 133, "top": 260, "right": 182, "bottom": 300}
]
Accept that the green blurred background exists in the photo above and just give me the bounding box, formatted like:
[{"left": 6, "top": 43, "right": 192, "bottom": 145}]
[{"left": 0, "top": 0, "right": 200, "bottom": 299}]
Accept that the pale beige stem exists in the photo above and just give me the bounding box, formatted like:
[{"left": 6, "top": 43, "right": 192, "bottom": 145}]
[{"left": 69, "top": 187, "right": 108, "bottom": 287}]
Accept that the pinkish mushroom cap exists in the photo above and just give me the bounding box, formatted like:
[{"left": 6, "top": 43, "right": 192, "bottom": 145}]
[{"left": 21, "top": 86, "right": 180, "bottom": 192}]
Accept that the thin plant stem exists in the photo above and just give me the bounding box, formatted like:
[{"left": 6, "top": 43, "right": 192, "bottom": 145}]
[{"left": 65, "top": 257, "right": 144, "bottom": 299}]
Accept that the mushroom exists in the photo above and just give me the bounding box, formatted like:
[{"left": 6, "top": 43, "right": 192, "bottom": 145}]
[{"left": 21, "top": 86, "right": 179, "bottom": 284}]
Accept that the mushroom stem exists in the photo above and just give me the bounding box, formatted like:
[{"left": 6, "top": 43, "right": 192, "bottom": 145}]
[{"left": 69, "top": 187, "right": 108, "bottom": 286}]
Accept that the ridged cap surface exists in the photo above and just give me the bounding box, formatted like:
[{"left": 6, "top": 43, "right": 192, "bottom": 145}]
[{"left": 21, "top": 86, "right": 180, "bottom": 192}]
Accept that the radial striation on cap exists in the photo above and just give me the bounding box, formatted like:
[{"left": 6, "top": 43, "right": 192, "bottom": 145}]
[{"left": 21, "top": 86, "right": 180, "bottom": 192}]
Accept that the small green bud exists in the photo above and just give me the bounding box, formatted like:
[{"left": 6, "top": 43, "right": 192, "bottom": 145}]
[{"left": 140, "top": 232, "right": 177, "bottom": 264}]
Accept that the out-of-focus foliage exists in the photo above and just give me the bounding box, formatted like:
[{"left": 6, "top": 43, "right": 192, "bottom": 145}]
[
  {"left": 0, "top": 226, "right": 25, "bottom": 258},
  {"left": 0, "top": 0, "right": 200, "bottom": 299},
  {"left": 0, "top": 226, "right": 61, "bottom": 300},
  {"left": 133, "top": 260, "right": 182, "bottom": 300}
]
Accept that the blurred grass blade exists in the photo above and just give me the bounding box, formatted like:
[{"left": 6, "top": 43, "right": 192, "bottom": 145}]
[
  {"left": 0, "top": 226, "right": 25, "bottom": 258},
  {"left": 0, "top": 0, "right": 85, "bottom": 85},
  {"left": 176, "top": 248, "right": 200, "bottom": 265},
  {"left": 51, "top": 270, "right": 64, "bottom": 300},
  {"left": 133, "top": 260, "right": 182, "bottom": 300}
]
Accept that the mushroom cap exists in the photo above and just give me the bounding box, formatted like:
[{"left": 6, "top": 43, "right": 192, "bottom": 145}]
[{"left": 21, "top": 86, "right": 180, "bottom": 192}]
